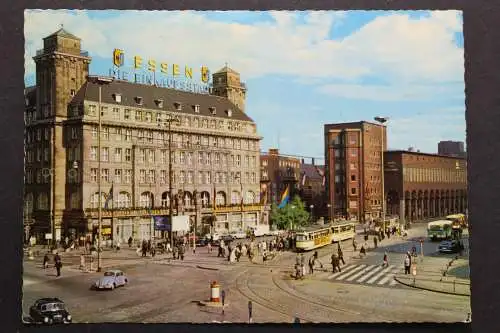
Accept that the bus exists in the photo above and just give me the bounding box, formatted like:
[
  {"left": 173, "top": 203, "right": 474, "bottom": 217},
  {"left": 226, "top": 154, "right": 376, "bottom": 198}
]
[
  {"left": 295, "top": 221, "right": 356, "bottom": 252},
  {"left": 427, "top": 220, "right": 453, "bottom": 241}
]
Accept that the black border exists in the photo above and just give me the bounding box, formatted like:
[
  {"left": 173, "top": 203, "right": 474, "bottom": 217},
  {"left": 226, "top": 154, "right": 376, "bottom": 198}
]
[{"left": 2, "top": 1, "right": 498, "bottom": 333}]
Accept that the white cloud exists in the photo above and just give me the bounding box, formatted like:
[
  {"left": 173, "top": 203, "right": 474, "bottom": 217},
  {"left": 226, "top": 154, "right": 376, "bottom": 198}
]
[
  {"left": 24, "top": 9, "right": 463, "bottom": 89},
  {"left": 318, "top": 82, "right": 465, "bottom": 101}
]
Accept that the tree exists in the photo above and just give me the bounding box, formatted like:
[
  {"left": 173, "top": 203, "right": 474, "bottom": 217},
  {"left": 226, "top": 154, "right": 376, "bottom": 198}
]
[{"left": 270, "top": 195, "right": 310, "bottom": 230}]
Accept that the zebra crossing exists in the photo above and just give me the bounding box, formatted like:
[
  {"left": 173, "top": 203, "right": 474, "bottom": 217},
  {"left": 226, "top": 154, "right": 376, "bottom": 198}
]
[{"left": 317, "top": 264, "right": 402, "bottom": 287}]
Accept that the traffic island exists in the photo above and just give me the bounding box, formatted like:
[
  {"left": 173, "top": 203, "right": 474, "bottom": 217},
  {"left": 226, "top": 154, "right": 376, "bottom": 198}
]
[{"left": 394, "top": 274, "right": 470, "bottom": 296}]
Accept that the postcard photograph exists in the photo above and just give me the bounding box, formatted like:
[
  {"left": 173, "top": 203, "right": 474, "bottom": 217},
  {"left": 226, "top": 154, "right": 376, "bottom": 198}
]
[{"left": 22, "top": 9, "right": 470, "bottom": 324}]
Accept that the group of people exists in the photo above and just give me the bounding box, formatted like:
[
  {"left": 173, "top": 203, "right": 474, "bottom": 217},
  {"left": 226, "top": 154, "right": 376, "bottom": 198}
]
[{"left": 42, "top": 252, "right": 63, "bottom": 277}]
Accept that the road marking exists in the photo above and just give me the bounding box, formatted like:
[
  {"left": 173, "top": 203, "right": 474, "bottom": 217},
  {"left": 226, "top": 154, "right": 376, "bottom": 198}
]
[
  {"left": 366, "top": 266, "right": 394, "bottom": 284},
  {"left": 356, "top": 265, "right": 385, "bottom": 283},
  {"left": 23, "top": 277, "right": 38, "bottom": 286},
  {"left": 336, "top": 265, "right": 366, "bottom": 281},
  {"left": 345, "top": 266, "right": 373, "bottom": 282},
  {"left": 388, "top": 278, "right": 398, "bottom": 286},
  {"left": 327, "top": 265, "right": 356, "bottom": 279},
  {"left": 377, "top": 274, "right": 393, "bottom": 285}
]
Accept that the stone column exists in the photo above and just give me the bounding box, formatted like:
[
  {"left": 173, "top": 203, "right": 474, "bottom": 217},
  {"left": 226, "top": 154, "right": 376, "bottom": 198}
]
[
  {"left": 407, "top": 197, "right": 412, "bottom": 223},
  {"left": 437, "top": 197, "right": 441, "bottom": 217},
  {"left": 399, "top": 198, "right": 405, "bottom": 227}
]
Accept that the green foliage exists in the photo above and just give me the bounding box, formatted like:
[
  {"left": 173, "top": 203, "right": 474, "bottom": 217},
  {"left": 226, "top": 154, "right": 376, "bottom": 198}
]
[{"left": 270, "top": 195, "right": 310, "bottom": 230}]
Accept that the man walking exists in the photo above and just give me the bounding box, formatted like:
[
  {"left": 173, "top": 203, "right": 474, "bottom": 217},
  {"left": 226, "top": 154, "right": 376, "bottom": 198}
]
[
  {"left": 382, "top": 252, "right": 389, "bottom": 268},
  {"left": 43, "top": 252, "right": 50, "bottom": 269},
  {"left": 404, "top": 252, "right": 411, "bottom": 274},
  {"left": 373, "top": 236, "right": 378, "bottom": 249},
  {"left": 331, "top": 252, "right": 340, "bottom": 273},
  {"left": 54, "top": 252, "right": 62, "bottom": 277},
  {"left": 352, "top": 238, "right": 357, "bottom": 252},
  {"left": 308, "top": 255, "right": 316, "bottom": 275},
  {"left": 338, "top": 245, "right": 345, "bottom": 265}
]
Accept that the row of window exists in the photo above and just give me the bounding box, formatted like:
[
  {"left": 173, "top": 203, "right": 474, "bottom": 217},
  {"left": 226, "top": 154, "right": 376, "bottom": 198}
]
[
  {"left": 24, "top": 189, "right": 260, "bottom": 211},
  {"left": 403, "top": 167, "right": 466, "bottom": 184},
  {"left": 88, "top": 168, "right": 259, "bottom": 185},
  {"left": 88, "top": 146, "right": 258, "bottom": 168},
  {"left": 83, "top": 104, "right": 256, "bottom": 135},
  {"left": 86, "top": 125, "right": 259, "bottom": 151}
]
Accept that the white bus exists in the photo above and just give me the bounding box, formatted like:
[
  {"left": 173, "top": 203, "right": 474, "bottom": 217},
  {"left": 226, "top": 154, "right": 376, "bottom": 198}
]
[{"left": 427, "top": 220, "right": 453, "bottom": 241}]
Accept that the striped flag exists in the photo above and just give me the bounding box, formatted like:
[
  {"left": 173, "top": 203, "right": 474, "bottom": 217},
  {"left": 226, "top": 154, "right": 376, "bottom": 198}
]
[
  {"left": 277, "top": 185, "right": 290, "bottom": 209},
  {"left": 104, "top": 184, "right": 114, "bottom": 209}
]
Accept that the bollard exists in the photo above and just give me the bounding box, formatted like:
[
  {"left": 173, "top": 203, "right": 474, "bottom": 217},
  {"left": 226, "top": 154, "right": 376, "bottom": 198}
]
[{"left": 210, "top": 281, "right": 220, "bottom": 303}]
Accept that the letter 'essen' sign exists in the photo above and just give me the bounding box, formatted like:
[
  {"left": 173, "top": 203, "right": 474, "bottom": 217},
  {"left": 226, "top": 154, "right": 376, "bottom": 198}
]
[{"left": 109, "top": 49, "right": 211, "bottom": 94}]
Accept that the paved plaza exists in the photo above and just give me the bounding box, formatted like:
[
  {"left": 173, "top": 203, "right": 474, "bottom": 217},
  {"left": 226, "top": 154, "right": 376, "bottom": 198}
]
[{"left": 22, "top": 224, "right": 471, "bottom": 323}]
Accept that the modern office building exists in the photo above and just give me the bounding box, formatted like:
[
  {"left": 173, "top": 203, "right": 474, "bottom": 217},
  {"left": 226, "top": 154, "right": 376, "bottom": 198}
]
[
  {"left": 324, "top": 121, "right": 387, "bottom": 222},
  {"left": 24, "top": 28, "right": 267, "bottom": 245},
  {"left": 438, "top": 140, "right": 466, "bottom": 158},
  {"left": 384, "top": 150, "right": 467, "bottom": 224}
]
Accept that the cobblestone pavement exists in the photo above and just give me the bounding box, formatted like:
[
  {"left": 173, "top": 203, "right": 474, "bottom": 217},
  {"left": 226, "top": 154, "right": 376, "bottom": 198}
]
[{"left": 22, "top": 225, "right": 471, "bottom": 323}]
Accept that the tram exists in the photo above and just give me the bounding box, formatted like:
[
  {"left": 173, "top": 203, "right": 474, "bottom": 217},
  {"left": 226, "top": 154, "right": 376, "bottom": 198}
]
[{"left": 295, "top": 221, "right": 356, "bottom": 252}]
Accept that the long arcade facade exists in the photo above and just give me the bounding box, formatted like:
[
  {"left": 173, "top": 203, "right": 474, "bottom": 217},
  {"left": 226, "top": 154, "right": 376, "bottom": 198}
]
[
  {"left": 384, "top": 150, "right": 467, "bottom": 224},
  {"left": 24, "top": 28, "right": 268, "bottom": 245}
]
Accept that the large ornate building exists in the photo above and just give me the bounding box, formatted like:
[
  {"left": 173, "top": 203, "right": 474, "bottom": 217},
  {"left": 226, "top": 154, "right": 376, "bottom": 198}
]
[{"left": 24, "top": 28, "right": 266, "bottom": 244}]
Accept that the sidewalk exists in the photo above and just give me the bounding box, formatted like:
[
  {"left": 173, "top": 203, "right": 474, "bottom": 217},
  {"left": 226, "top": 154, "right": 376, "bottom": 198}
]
[{"left": 394, "top": 256, "right": 470, "bottom": 296}]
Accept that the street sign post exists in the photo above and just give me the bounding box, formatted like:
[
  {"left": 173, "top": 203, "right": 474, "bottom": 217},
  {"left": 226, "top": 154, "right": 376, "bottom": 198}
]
[
  {"left": 248, "top": 301, "right": 253, "bottom": 323},
  {"left": 221, "top": 290, "right": 226, "bottom": 315}
]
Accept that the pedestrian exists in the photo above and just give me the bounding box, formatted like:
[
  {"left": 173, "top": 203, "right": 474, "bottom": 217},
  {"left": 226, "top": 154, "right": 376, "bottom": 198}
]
[
  {"left": 116, "top": 240, "right": 121, "bottom": 252},
  {"left": 352, "top": 238, "right": 357, "bottom": 251},
  {"left": 383, "top": 252, "right": 389, "bottom": 267},
  {"left": 128, "top": 236, "right": 133, "bottom": 248},
  {"left": 207, "top": 242, "right": 212, "bottom": 254},
  {"left": 404, "top": 254, "right": 411, "bottom": 274},
  {"left": 178, "top": 245, "right": 185, "bottom": 261},
  {"left": 308, "top": 255, "right": 315, "bottom": 275},
  {"left": 54, "top": 252, "right": 62, "bottom": 277},
  {"left": 43, "top": 252, "right": 50, "bottom": 269},
  {"left": 79, "top": 253, "right": 85, "bottom": 271},
  {"left": 338, "top": 245, "right": 345, "bottom": 265},
  {"left": 360, "top": 245, "right": 366, "bottom": 257},
  {"left": 374, "top": 236, "right": 378, "bottom": 249},
  {"left": 331, "top": 253, "right": 340, "bottom": 273}
]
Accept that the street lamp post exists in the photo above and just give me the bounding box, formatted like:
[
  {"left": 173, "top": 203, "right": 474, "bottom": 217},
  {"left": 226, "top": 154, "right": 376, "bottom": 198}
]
[
  {"left": 158, "top": 115, "right": 179, "bottom": 248},
  {"left": 327, "top": 203, "right": 331, "bottom": 223},
  {"left": 374, "top": 116, "right": 389, "bottom": 232},
  {"left": 310, "top": 204, "right": 314, "bottom": 223},
  {"left": 89, "top": 75, "right": 114, "bottom": 272}
]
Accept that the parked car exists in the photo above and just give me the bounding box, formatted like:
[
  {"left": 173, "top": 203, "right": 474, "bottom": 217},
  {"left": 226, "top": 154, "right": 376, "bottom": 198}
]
[
  {"left": 266, "top": 229, "right": 282, "bottom": 236},
  {"left": 93, "top": 269, "right": 128, "bottom": 290},
  {"left": 195, "top": 238, "right": 208, "bottom": 247},
  {"left": 438, "top": 240, "right": 461, "bottom": 254},
  {"left": 230, "top": 231, "right": 247, "bottom": 239},
  {"left": 204, "top": 233, "right": 222, "bottom": 241},
  {"left": 29, "top": 298, "right": 72, "bottom": 325},
  {"left": 221, "top": 234, "right": 234, "bottom": 243}
]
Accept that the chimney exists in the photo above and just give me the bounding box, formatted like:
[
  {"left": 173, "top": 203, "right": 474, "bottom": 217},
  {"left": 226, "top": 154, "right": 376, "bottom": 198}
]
[{"left": 312, "top": 158, "right": 315, "bottom": 166}]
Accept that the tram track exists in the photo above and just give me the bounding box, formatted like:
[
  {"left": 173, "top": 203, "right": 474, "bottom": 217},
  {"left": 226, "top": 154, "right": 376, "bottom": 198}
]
[{"left": 234, "top": 267, "right": 366, "bottom": 323}]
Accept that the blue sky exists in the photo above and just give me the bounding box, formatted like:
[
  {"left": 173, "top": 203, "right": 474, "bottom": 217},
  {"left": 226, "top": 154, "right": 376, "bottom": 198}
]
[{"left": 24, "top": 10, "right": 465, "bottom": 163}]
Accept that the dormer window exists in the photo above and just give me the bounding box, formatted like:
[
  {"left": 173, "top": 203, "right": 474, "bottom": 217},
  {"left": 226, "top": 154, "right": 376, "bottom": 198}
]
[
  {"left": 155, "top": 99, "right": 164, "bottom": 108},
  {"left": 174, "top": 102, "right": 182, "bottom": 111},
  {"left": 135, "top": 96, "right": 143, "bottom": 105},
  {"left": 226, "top": 109, "right": 232, "bottom": 117},
  {"left": 193, "top": 104, "right": 200, "bottom": 113},
  {"left": 209, "top": 107, "right": 217, "bottom": 115},
  {"left": 113, "top": 93, "right": 122, "bottom": 103}
]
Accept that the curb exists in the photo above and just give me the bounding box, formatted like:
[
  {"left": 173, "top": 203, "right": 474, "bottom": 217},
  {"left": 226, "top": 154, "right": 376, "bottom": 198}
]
[
  {"left": 394, "top": 276, "right": 470, "bottom": 297},
  {"left": 198, "top": 300, "right": 227, "bottom": 308},
  {"left": 196, "top": 265, "right": 219, "bottom": 271}
]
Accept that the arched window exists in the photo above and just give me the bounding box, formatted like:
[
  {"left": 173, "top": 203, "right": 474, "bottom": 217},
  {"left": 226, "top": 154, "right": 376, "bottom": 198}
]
[
  {"left": 117, "top": 192, "right": 131, "bottom": 208},
  {"left": 70, "top": 192, "right": 80, "bottom": 209},
  {"left": 245, "top": 191, "right": 255, "bottom": 204},
  {"left": 216, "top": 191, "right": 226, "bottom": 206},
  {"left": 184, "top": 192, "right": 192, "bottom": 207},
  {"left": 25, "top": 193, "right": 34, "bottom": 213},
  {"left": 231, "top": 191, "right": 241, "bottom": 205},
  {"left": 201, "top": 191, "right": 210, "bottom": 207},
  {"left": 90, "top": 192, "right": 106, "bottom": 209},
  {"left": 161, "top": 192, "right": 170, "bottom": 208},
  {"left": 140, "top": 192, "right": 154, "bottom": 208}
]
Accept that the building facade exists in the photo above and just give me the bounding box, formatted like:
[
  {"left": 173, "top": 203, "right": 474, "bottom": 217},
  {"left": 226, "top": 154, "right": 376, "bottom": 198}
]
[
  {"left": 24, "top": 28, "right": 267, "bottom": 245},
  {"left": 260, "top": 149, "right": 300, "bottom": 206},
  {"left": 324, "top": 121, "right": 387, "bottom": 222},
  {"left": 298, "top": 160, "right": 327, "bottom": 220},
  {"left": 438, "top": 140, "right": 466, "bottom": 158},
  {"left": 384, "top": 150, "right": 467, "bottom": 224}
]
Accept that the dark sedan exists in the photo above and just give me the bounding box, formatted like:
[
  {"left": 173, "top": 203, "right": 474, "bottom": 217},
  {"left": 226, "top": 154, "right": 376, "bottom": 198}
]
[
  {"left": 29, "top": 298, "right": 72, "bottom": 325},
  {"left": 438, "top": 240, "right": 461, "bottom": 254}
]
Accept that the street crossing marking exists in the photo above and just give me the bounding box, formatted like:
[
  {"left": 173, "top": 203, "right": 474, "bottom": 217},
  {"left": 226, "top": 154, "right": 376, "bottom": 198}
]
[
  {"left": 356, "top": 265, "right": 385, "bottom": 283},
  {"left": 319, "top": 264, "right": 403, "bottom": 287},
  {"left": 327, "top": 264, "right": 357, "bottom": 279},
  {"left": 336, "top": 265, "right": 366, "bottom": 281}
]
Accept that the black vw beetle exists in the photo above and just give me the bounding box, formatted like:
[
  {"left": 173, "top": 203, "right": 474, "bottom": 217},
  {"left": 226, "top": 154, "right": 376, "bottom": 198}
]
[{"left": 29, "top": 298, "right": 72, "bottom": 325}]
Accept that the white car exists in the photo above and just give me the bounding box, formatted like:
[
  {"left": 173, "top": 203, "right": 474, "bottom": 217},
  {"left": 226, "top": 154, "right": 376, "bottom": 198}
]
[
  {"left": 205, "top": 233, "right": 222, "bottom": 241},
  {"left": 93, "top": 269, "right": 128, "bottom": 290},
  {"left": 230, "top": 231, "right": 247, "bottom": 239},
  {"left": 266, "top": 229, "right": 282, "bottom": 236}
]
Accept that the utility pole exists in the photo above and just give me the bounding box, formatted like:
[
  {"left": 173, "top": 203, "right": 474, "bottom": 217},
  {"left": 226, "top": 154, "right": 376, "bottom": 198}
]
[
  {"left": 90, "top": 75, "right": 113, "bottom": 272},
  {"left": 374, "top": 117, "right": 389, "bottom": 232}
]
